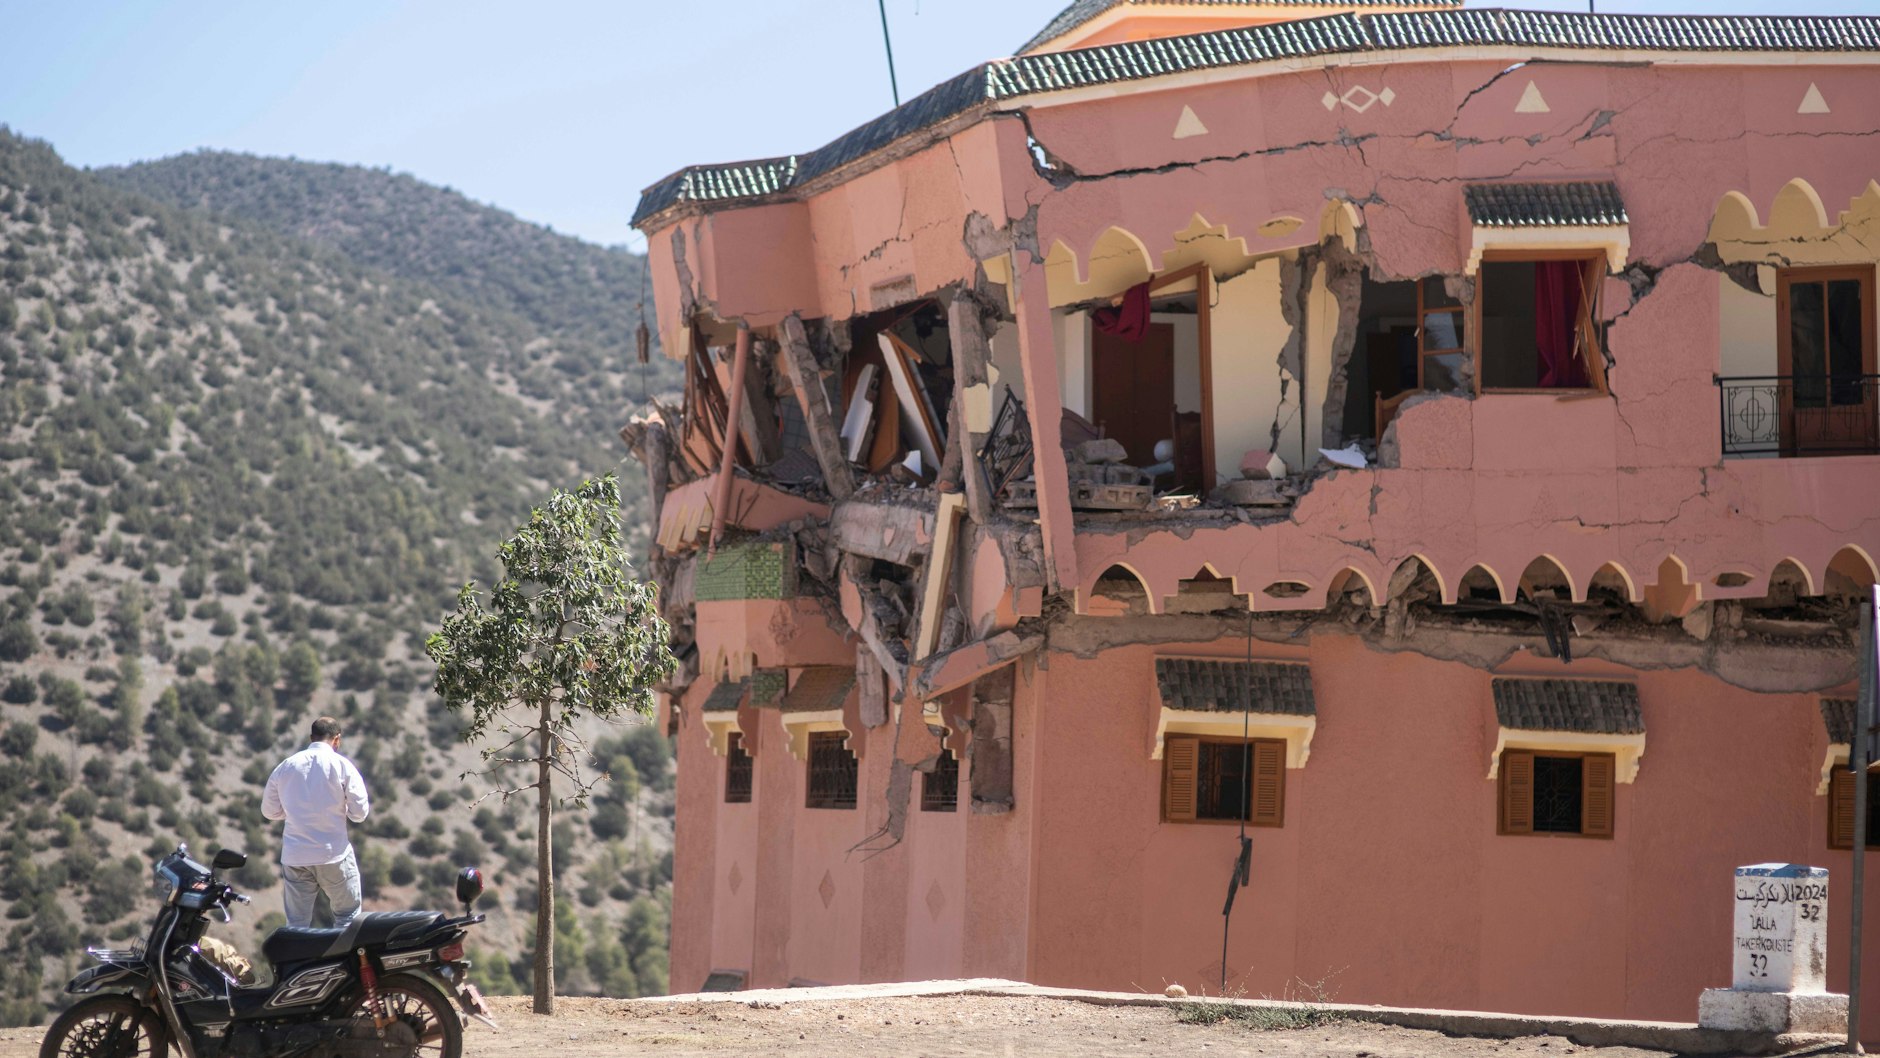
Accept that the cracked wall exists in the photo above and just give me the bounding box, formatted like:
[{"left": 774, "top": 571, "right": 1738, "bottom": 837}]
[{"left": 647, "top": 43, "right": 1880, "bottom": 1004}]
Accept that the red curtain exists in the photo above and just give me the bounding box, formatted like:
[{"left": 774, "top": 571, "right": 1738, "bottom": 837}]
[
  {"left": 1534, "top": 261, "right": 1588, "bottom": 388},
  {"left": 1093, "top": 281, "right": 1152, "bottom": 342}
]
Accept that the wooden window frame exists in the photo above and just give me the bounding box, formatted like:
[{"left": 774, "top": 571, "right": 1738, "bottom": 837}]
[
  {"left": 1498, "top": 749, "right": 1615, "bottom": 838},
  {"left": 804, "top": 731, "right": 858, "bottom": 811},
  {"left": 1472, "top": 251, "right": 1610, "bottom": 399},
  {"left": 724, "top": 732, "right": 753, "bottom": 804},
  {"left": 1827, "top": 762, "right": 1880, "bottom": 850},
  {"left": 1778, "top": 265, "right": 1877, "bottom": 377},
  {"left": 1161, "top": 735, "right": 1285, "bottom": 827},
  {"left": 1775, "top": 265, "right": 1877, "bottom": 455},
  {"left": 1416, "top": 276, "right": 1467, "bottom": 392}
]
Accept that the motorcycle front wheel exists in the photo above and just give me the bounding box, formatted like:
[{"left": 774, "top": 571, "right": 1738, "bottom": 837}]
[
  {"left": 39, "top": 994, "right": 170, "bottom": 1058},
  {"left": 349, "top": 973, "right": 463, "bottom": 1058}
]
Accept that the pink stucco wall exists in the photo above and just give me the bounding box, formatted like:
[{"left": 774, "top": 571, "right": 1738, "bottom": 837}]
[
  {"left": 674, "top": 635, "right": 1880, "bottom": 1029},
  {"left": 652, "top": 35, "right": 1880, "bottom": 1028}
]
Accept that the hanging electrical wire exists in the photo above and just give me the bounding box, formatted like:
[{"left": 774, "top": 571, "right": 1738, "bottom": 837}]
[
  {"left": 877, "top": 0, "right": 902, "bottom": 107},
  {"left": 1218, "top": 609, "right": 1256, "bottom": 993}
]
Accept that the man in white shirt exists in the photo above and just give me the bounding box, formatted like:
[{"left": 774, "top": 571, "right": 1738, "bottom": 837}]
[{"left": 262, "top": 716, "right": 371, "bottom": 929}]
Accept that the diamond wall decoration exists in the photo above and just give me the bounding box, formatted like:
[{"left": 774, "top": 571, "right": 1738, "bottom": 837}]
[
  {"left": 1322, "top": 85, "right": 1395, "bottom": 113},
  {"left": 818, "top": 869, "right": 836, "bottom": 909}
]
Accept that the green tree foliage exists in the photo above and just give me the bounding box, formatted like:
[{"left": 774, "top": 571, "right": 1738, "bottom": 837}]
[
  {"left": 427, "top": 475, "right": 674, "bottom": 1015},
  {"left": 97, "top": 150, "right": 678, "bottom": 443},
  {"left": 0, "top": 617, "right": 36, "bottom": 661},
  {"left": 281, "top": 641, "right": 321, "bottom": 704}
]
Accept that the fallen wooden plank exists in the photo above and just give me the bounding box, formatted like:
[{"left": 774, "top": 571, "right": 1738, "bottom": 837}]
[
  {"left": 879, "top": 331, "right": 944, "bottom": 476},
  {"left": 778, "top": 315, "right": 856, "bottom": 501}
]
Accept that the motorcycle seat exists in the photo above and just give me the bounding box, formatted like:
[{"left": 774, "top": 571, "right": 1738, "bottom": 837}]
[{"left": 263, "top": 911, "right": 448, "bottom": 967}]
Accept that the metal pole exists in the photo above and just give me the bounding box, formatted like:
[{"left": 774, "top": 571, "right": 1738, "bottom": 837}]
[
  {"left": 1853, "top": 588, "right": 1878, "bottom": 1052},
  {"left": 876, "top": 0, "right": 901, "bottom": 107}
]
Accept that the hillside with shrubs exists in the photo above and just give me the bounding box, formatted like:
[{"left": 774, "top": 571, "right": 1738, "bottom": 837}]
[{"left": 0, "top": 127, "right": 678, "bottom": 1025}]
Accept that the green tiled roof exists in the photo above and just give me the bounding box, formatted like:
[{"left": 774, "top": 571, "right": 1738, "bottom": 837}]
[
  {"left": 695, "top": 540, "right": 795, "bottom": 601},
  {"left": 1019, "top": 0, "right": 1461, "bottom": 56},
  {"left": 750, "top": 668, "right": 788, "bottom": 709},
  {"left": 633, "top": 9, "right": 1880, "bottom": 227},
  {"left": 1153, "top": 659, "right": 1315, "bottom": 715},
  {"left": 1823, "top": 697, "right": 1856, "bottom": 745},
  {"left": 1493, "top": 678, "right": 1642, "bottom": 735},
  {"left": 781, "top": 667, "right": 857, "bottom": 714},
  {"left": 701, "top": 679, "right": 750, "bottom": 715},
  {"left": 1465, "top": 181, "right": 1626, "bottom": 228}
]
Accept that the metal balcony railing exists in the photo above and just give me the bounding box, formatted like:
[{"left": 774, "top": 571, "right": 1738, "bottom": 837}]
[{"left": 1715, "top": 374, "right": 1880, "bottom": 458}]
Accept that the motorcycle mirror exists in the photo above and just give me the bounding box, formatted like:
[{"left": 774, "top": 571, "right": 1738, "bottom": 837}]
[
  {"left": 211, "top": 849, "right": 247, "bottom": 871},
  {"left": 455, "top": 868, "right": 483, "bottom": 912}
]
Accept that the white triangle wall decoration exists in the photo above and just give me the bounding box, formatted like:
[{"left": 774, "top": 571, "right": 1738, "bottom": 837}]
[
  {"left": 1173, "top": 105, "right": 1210, "bottom": 139},
  {"left": 1798, "top": 83, "right": 1830, "bottom": 114},
  {"left": 1515, "top": 81, "right": 1550, "bottom": 114}
]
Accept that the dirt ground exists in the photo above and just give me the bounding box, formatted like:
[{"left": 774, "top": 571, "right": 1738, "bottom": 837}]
[{"left": 0, "top": 994, "right": 1681, "bottom": 1058}]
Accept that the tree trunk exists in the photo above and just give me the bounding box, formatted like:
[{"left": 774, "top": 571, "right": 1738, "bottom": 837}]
[{"left": 534, "top": 702, "right": 555, "bottom": 1015}]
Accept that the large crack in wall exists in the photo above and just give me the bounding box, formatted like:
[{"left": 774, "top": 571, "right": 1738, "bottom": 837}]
[{"left": 1046, "top": 607, "right": 1856, "bottom": 694}]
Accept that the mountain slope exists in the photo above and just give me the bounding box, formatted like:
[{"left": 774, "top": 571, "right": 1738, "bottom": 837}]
[
  {"left": 0, "top": 128, "right": 673, "bottom": 1025},
  {"left": 96, "top": 150, "right": 678, "bottom": 448}
]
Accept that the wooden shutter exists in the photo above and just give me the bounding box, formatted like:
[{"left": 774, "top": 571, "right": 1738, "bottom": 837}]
[
  {"left": 1250, "top": 739, "right": 1286, "bottom": 828},
  {"left": 1164, "top": 737, "right": 1198, "bottom": 823},
  {"left": 1500, "top": 751, "right": 1535, "bottom": 835},
  {"left": 1832, "top": 766, "right": 1856, "bottom": 850},
  {"left": 1581, "top": 753, "right": 1616, "bottom": 838},
  {"left": 1575, "top": 259, "right": 1610, "bottom": 395}
]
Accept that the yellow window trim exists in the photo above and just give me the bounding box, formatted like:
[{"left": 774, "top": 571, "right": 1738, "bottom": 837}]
[
  {"left": 1823, "top": 746, "right": 1859, "bottom": 797},
  {"left": 1466, "top": 225, "right": 1629, "bottom": 275},
  {"left": 702, "top": 713, "right": 742, "bottom": 758},
  {"left": 1152, "top": 708, "right": 1315, "bottom": 769},
  {"left": 1490, "top": 728, "right": 1645, "bottom": 785},
  {"left": 779, "top": 708, "right": 852, "bottom": 762}
]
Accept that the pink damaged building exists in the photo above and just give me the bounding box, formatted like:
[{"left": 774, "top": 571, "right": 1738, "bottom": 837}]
[{"left": 622, "top": 0, "right": 1880, "bottom": 1023}]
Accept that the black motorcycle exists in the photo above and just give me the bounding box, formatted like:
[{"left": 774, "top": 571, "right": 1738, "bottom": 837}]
[{"left": 40, "top": 844, "right": 496, "bottom": 1058}]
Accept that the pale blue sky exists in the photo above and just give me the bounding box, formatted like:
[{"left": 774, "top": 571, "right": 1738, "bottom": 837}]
[{"left": 2, "top": 0, "right": 1874, "bottom": 247}]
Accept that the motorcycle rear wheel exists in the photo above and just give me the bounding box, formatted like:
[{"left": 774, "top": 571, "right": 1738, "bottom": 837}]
[
  {"left": 39, "top": 995, "right": 170, "bottom": 1058},
  {"left": 349, "top": 973, "right": 463, "bottom": 1058}
]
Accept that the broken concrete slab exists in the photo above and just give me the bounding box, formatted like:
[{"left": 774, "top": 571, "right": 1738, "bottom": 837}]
[
  {"left": 832, "top": 498, "right": 936, "bottom": 566},
  {"left": 1220, "top": 478, "right": 1292, "bottom": 508},
  {"left": 1072, "top": 437, "right": 1127, "bottom": 464}
]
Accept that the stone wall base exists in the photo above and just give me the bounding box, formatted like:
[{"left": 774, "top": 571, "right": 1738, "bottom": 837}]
[{"left": 1697, "top": 988, "right": 1847, "bottom": 1034}]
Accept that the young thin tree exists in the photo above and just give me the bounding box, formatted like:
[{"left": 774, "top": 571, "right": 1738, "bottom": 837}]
[{"left": 426, "top": 474, "right": 674, "bottom": 1014}]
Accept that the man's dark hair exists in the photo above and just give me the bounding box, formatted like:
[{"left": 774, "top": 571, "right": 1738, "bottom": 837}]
[{"left": 310, "top": 716, "right": 344, "bottom": 743}]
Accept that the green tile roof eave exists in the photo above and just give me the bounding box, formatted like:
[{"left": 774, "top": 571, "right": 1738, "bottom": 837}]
[
  {"left": 1465, "top": 181, "right": 1628, "bottom": 228},
  {"left": 632, "top": 8, "right": 1880, "bottom": 228}
]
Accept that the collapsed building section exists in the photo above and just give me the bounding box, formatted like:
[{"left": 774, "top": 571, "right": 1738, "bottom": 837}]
[{"left": 622, "top": 0, "right": 1880, "bottom": 1024}]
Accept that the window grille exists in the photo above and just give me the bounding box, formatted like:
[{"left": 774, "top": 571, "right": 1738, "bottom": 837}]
[
  {"left": 921, "top": 749, "right": 959, "bottom": 812},
  {"left": 805, "top": 732, "right": 857, "bottom": 810},
  {"left": 1531, "top": 754, "right": 1583, "bottom": 833},
  {"left": 1499, "top": 750, "right": 1614, "bottom": 837},
  {"left": 724, "top": 733, "right": 753, "bottom": 804}
]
